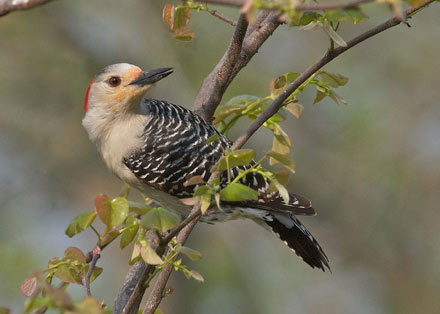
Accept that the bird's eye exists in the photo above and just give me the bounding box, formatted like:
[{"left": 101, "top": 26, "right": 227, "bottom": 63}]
[{"left": 108, "top": 76, "right": 121, "bottom": 87}]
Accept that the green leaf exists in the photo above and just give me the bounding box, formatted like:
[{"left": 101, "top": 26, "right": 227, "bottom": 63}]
[
  {"left": 21, "top": 276, "right": 38, "bottom": 297},
  {"left": 323, "top": 24, "right": 347, "bottom": 47},
  {"left": 65, "top": 211, "right": 97, "bottom": 238},
  {"left": 189, "top": 269, "right": 204, "bottom": 283},
  {"left": 154, "top": 309, "right": 165, "bottom": 314},
  {"left": 319, "top": 71, "right": 349, "bottom": 87},
  {"left": 95, "top": 194, "right": 111, "bottom": 226},
  {"left": 178, "top": 246, "right": 202, "bottom": 261},
  {"left": 271, "top": 179, "right": 290, "bottom": 204},
  {"left": 313, "top": 88, "right": 327, "bottom": 104},
  {"left": 87, "top": 266, "right": 103, "bottom": 283},
  {"left": 275, "top": 167, "right": 290, "bottom": 186},
  {"left": 284, "top": 102, "right": 304, "bottom": 119},
  {"left": 141, "top": 208, "right": 180, "bottom": 232},
  {"left": 205, "top": 133, "right": 220, "bottom": 145},
  {"left": 266, "top": 151, "right": 295, "bottom": 173},
  {"left": 211, "top": 149, "right": 256, "bottom": 172},
  {"left": 173, "top": 6, "right": 191, "bottom": 30},
  {"left": 99, "top": 229, "right": 121, "bottom": 247},
  {"left": 54, "top": 264, "right": 82, "bottom": 284},
  {"left": 200, "top": 194, "right": 211, "bottom": 215},
  {"left": 220, "top": 183, "right": 258, "bottom": 202},
  {"left": 64, "top": 247, "right": 86, "bottom": 264},
  {"left": 325, "top": 8, "right": 368, "bottom": 24},
  {"left": 120, "top": 216, "right": 139, "bottom": 249},
  {"left": 298, "top": 12, "right": 322, "bottom": 25},
  {"left": 110, "top": 197, "right": 129, "bottom": 228},
  {"left": 129, "top": 244, "right": 142, "bottom": 265},
  {"left": 140, "top": 242, "right": 163, "bottom": 265},
  {"left": 128, "top": 201, "right": 153, "bottom": 215},
  {"left": 173, "top": 27, "right": 195, "bottom": 41}
]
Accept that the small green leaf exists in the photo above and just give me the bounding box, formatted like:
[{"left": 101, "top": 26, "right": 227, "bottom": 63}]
[
  {"left": 140, "top": 242, "right": 163, "bottom": 265},
  {"left": 220, "top": 183, "right": 258, "bottom": 202},
  {"left": 178, "top": 246, "right": 202, "bottom": 261},
  {"left": 319, "top": 71, "right": 349, "bottom": 87},
  {"left": 120, "top": 216, "right": 139, "bottom": 249},
  {"left": 284, "top": 102, "right": 304, "bottom": 119},
  {"left": 313, "top": 89, "right": 327, "bottom": 104},
  {"left": 95, "top": 194, "right": 111, "bottom": 226},
  {"left": 110, "top": 197, "right": 129, "bottom": 228},
  {"left": 298, "top": 12, "right": 322, "bottom": 25},
  {"left": 267, "top": 151, "right": 295, "bottom": 173},
  {"left": 54, "top": 264, "right": 82, "bottom": 284},
  {"left": 154, "top": 309, "right": 165, "bottom": 314},
  {"left": 173, "top": 6, "right": 191, "bottom": 30},
  {"left": 275, "top": 167, "right": 290, "bottom": 186},
  {"left": 65, "top": 211, "right": 97, "bottom": 238},
  {"left": 200, "top": 194, "right": 211, "bottom": 215},
  {"left": 326, "top": 8, "right": 368, "bottom": 24},
  {"left": 211, "top": 149, "right": 256, "bottom": 172},
  {"left": 173, "top": 27, "right": 195, "bottom": 41},
  {"left": 99, "top": 229, "right": 121, "bottom": 247},
  {"left": 64, "top": 247, "right": 86, "bottom": 264},
  {"left": 141, "top": 208, "right": 180, "bottom": 232},
  {"left": 205, "top": 133, "right": 220, "bottom": 145},
  {"left": 21, "top": 276, "right": 38, "bottom": 297},
  {"left": 129, "top": 243, "right": 142, "bottom": 265},
  {"left": 272, "top": 179, "right": 290, "bottom": 204},
  {"left": 128, "top": 201, "right": 153, "bottom": 215},
  {"left": 189, "top": 269, "right": 204, "bottom": 283},
  {"left": 323, "top": 24, "right": 347, "bottom": 47},
  {"left": 87, "top": 266, "right": 103, "bottom": 283}
]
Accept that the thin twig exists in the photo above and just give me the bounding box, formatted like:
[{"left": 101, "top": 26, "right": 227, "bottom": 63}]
[
  {"left": 0, "top": 0, "right": 58, "bottom": 17},
  {"left": 197, "top": 0, "right": 375, "bottom": 11},
  {"left": 81, "top": 247, "right": 101, "bottom": 297},
  {"left": 232, "top": 0, "right": 435, "bottom": 150},
  {"left": 162, "top": 210, "right": 203, "bottom": 244},
  {"left": 197, "top": 0, "right": 242, "bottom": 6},
  {"left": 207, "top": 8, "right": 237, "bottom": 26}
]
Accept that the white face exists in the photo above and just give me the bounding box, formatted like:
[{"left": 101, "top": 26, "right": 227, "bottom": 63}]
[{"left": 85, "top": 63, "right": 151, "bottom": 114}]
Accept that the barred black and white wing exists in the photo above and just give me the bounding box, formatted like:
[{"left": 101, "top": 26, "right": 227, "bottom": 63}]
[{"left": 123, "top": 98, "right": 329, "bottom": 271}]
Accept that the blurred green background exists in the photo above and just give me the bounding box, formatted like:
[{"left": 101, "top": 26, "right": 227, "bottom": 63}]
[{"left": 1, "top": 1, "right": 439, "bottom": 313}]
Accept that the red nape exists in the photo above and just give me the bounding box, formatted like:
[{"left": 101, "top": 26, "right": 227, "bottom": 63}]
[{"left": 84, "top": 77, "right": 96, "bottom": 114}]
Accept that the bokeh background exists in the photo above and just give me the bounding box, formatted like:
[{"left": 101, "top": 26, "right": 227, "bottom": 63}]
[{"left": 1, "top": 1, "right": 439, "bottom": 313}]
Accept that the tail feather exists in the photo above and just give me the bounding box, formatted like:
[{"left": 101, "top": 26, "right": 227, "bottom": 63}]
[{"left": 265, "top": 213, "right": 330, "bottom": 272}]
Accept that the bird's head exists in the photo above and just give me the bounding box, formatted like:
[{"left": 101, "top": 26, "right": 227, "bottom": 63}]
[{"left": 84, "top": 63, "right": 173, "bottom": 115}]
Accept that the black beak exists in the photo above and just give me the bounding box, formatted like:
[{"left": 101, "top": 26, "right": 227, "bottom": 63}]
[{"left": 129, "top": 67, "right": 173, "bottom": 86}]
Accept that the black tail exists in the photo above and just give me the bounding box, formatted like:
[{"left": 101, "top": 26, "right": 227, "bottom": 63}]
[{"left": 265, "top": 213, "right": 330, "bottom": 272}]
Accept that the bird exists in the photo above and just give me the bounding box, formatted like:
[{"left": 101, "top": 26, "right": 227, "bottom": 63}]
[{"left": 82, "top": 63, "right": 330, "bottom": 271}]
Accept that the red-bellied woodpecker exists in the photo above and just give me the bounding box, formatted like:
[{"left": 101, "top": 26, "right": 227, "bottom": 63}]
[{"left": 83, "top": 63, "right": 329, "bottom": 271}]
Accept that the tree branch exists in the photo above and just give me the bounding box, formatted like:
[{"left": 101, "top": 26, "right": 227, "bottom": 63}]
[
  {"left": 232, "top": 0, "right": 435, "bottom": 150},
  {"left": 0, "top": 0, "right": 58, "bottom": 17},
  {"left": 197, "top": 0, "right": 376, "bottom": 11},
  {"left": 81, "top": 247, "right": 101, "bottom": 297},
  {"left": 206, "top": 7, "right": 237, "bottom": 26},
  {"left": 142, "top": 205, "right": 202, "bottom": 314}
]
